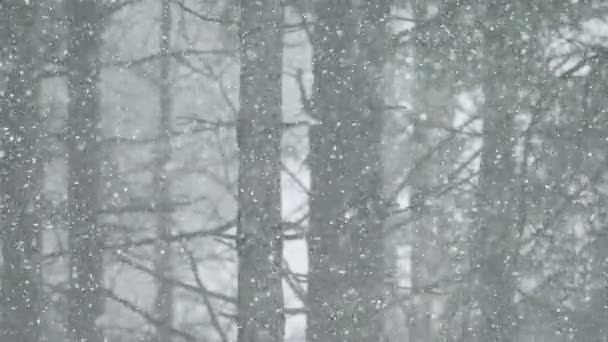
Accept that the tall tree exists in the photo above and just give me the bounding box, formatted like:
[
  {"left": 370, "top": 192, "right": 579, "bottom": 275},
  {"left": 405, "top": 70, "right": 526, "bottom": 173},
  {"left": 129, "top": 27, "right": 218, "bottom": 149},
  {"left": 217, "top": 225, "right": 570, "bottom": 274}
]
[
  {"left": 153, "top": 0, "right": 174, "bottom": 341},
  {"left": 471, "top": 1, "right": 519, "bottom": 340},
  {"left": 588, "top": 57, "right": 608, "bottom": 342},
  {"left": 65, "top": 1, "right": 105, "bottom": 341},
  {"left": 236, "top": 0, "right": 285, "bottom": 341},
  {"left": 0, "top": 2, "right": 43, "bottom": 341},
  {"left": 405, "top": 1, "right": 460, "bottom": 340},
  {"left": 306, "top": 1, "right": 390, "bottom": 341}
]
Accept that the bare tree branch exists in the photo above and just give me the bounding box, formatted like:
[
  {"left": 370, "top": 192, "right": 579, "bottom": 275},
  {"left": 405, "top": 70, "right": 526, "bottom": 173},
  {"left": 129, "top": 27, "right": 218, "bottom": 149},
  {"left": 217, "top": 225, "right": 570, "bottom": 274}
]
[
  {"left": 115, "top": 253, "right": 236, "bottom": 305},
  {"left": 102, "top": 287, "right": 196, "bottom": 342},
  {"left": 105, "top": 49, "right": 235, "bottom": 69},
  {"left": 183, "top": 246, "right": 229, "bottom": 342},
  {"left": 170, "top": 0, "right": 234, "bottom": 25}
]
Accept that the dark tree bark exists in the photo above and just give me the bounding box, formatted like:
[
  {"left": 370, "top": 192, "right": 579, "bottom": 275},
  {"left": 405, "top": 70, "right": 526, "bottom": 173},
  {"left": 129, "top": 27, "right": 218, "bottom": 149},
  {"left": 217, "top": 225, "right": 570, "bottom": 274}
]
[
  {"left": 153, "top": 1, "right": 174, "bottom": 341},
  {"left": 307, "top": 1, "right": 390, "bottom": 341},
  {"left": 65, "top": 1, "right": 105, "bottom": 341},
  {"left": 236, "top": 0, "right": 285, "bottom": 341},
  {"left": 0, "top": 2, "right": 43, "bottom": 341}
]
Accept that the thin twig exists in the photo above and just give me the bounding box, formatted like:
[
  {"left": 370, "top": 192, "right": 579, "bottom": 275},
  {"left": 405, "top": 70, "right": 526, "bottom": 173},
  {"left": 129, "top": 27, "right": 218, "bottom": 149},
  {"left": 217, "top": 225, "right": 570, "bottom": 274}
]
[
  {"left": 183, "top": 246, "right": 229, "bottom": 342},
  {"left": 103, "top": 287, "right": 196, "bottom": 342}
]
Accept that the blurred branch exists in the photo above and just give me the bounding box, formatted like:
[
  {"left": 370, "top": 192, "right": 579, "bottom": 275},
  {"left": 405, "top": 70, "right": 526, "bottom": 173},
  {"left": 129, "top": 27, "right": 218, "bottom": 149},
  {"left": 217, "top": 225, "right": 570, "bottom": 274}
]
[
  {"left": 178, "top": 117, "right": 313, "bottom": 132},
  {"left": 106, "top": 48, "right": 235, "bottom": 69},
  {"left": 534, "top": 167, "right": 604, "bottom": 242},
  {"left": 281, "top": 161, "right": 310, "bottom": 195},
  {"left": 183, "top": 246, "right": 229, "bottom": 342},
  {"left": 387, "top": 114, "right": 480, "bottom": 205},
  {"left": 388, "top": 15, "right": 424, "bottom": 23},
  {"left": 103, "top": 0, "right": 144, "bottom": 18},
  {"left": 99, "top": 195, "right": 208, "bottom": 215},
  {"left": 172, "top": 0, "right": 313, "bottom": 32},
  {"left": 110, "top": 219, "right": 235, "bottom": 250},
  {"left": 281, "top": 260, "right": 307, "bottom": 304},
  {"left": 170, "top": 0, "right": 234, "bottom": 25},
  {"left": 385, "top": 169, "right": 480, "bottom": 225},
  {"left": 295, "top": 68, "right": 317, "bottom": 120},
  {"left": 43, "top": 220, "right": 236, "bottom": 260},
  {"left": 115, "top": 253, "right": 236, "bottom": 304},
  {"left": 102, "top": 287, "right": 196, "bottom": 342}
]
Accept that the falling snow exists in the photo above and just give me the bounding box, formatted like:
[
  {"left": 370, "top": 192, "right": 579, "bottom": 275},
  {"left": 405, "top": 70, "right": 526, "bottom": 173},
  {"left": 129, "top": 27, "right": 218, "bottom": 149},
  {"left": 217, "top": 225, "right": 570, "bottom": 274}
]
[{"left": 0, "top": 1, "right": 607, "bottom": 342}]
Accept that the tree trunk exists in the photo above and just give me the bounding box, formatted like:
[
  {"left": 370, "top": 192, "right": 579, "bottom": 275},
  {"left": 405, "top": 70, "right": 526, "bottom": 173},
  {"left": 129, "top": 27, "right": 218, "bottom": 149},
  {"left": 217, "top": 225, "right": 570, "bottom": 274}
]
[
  {"left": 473, "top": 86, "right": 517, "bottom": 342},
  {"left": 153, "top": 1, "right": 174, "bottom": 341},
  {"left": 0, "top": 2, "right": 43, "bottom": 341},
  {"left": 65, "top": 1, "right": 105, "bottom": 341},
  {"left": 472, "top": 2, "right": 519, "bottom": 340},
  {"left": 406, "top": 2, "right": 443, "bottom": 340},
  {"left": 307, "top": 1, "right": 390, "bottom": 341},
  {"left": 236, "top": 0, "right": 285, "bottom": 341}
]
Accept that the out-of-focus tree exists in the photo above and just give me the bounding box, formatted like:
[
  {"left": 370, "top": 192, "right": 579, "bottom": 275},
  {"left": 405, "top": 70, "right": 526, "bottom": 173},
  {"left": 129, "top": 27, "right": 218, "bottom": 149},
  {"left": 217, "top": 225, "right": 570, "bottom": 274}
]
[
  {"left": 0, "top": 2, "right": 45, "bottom": 341},
  {"left": 306, "top": 1, "right": 390, "bottom": 341},
  {"left": 65, "top": 0, "right": 105, "bottom": 341}
]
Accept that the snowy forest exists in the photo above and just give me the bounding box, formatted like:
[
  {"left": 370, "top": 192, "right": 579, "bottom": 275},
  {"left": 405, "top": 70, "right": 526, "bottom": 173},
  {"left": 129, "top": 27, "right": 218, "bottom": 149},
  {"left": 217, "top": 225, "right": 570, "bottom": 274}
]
[{"left": 1, "top": 0, "right": 608, "bottom": 341}]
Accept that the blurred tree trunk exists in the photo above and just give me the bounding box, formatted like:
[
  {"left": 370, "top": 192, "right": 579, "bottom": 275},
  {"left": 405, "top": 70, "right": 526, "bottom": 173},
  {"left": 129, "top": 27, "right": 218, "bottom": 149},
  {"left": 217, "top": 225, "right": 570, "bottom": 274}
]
[
  {"left": 65, "top": 1, "right": 105, "bottom": 341},
  {"left": 473, "top": 83, "right": 518, "bottom": 342},
  {"left": 472, "top": 2, "right": 518, "bottom": 340},
  {"left": 236, "top": 0, "right": 285, "bottom": 341},
  {"left": 579, "top": 60, "right": 608, "bottom": 342},
  {"left": 407, "top": 1, "right": 437, "bottom": 340},
  {"left": 307, "top": 1, "right": 390, "bottom": 341},
  {"left": 0, "top": 2, "right": 43, "bottom": 341},
  {"left": 153, "top": 1, "right": 174, "bottom": 341}
]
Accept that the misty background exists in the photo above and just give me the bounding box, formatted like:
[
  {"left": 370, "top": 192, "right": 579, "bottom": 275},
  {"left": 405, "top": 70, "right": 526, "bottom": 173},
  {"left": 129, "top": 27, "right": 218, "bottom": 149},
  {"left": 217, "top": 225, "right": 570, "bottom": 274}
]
[{"left": 1, "top": 0, "right": 608, "bottom": 341}]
